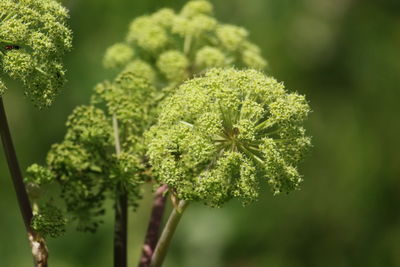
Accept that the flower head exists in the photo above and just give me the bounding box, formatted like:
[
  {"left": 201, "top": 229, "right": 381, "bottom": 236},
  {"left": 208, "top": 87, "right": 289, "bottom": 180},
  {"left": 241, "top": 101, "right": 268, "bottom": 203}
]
[
  {"left": 103, "top": 43, "right": 134, "bottom": 69},
  {"left": 0, "top": 0, "right": 72, "bottom": 107},
  {"left": 157, "top": 50, "right": 189, "bottom": 82},
  {"left": 147, "top": 68, "right": 311, "bottom": 207},
  {"left": 105, "top": 0, "right": 266, "bottom": 82}
]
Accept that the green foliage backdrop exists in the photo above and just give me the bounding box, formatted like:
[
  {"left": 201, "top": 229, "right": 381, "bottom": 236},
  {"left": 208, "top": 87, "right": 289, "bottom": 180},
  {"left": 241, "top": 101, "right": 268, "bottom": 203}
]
[{"left": 0, "top": 0, "right": 399, "bottom": 266}]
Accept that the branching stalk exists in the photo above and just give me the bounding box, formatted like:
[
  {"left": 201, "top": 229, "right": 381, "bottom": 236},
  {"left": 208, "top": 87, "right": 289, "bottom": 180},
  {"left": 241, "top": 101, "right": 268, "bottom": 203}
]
[
  {"left": 150, "top": 199, "right": 188, "bottom": 267},
  {"left": 0, "top": 97, "right": 48, "bottom": 267},
  {"left": 138, "top": 185, "right": 169, "bottom": 267}
]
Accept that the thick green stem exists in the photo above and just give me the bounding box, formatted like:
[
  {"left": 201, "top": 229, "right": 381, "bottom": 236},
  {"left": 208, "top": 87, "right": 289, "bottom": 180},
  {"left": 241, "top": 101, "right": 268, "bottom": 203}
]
[
  {"left": 0, "top": 97, "right": 48, "bottom": 267},
  {"left": 150, "top": 200, "right": 188, "bottom": 267}
]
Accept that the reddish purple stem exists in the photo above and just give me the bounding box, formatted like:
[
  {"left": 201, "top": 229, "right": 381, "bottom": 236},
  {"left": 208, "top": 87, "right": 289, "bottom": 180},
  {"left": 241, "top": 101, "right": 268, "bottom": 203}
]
[{"left": 138, "top": 185, "right": 168, "bottom": 267}]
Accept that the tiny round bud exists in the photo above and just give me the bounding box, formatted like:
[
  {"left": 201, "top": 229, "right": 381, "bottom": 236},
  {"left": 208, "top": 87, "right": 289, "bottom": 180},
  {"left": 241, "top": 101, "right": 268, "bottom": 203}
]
[
  {"left": 2, "top": 50, "right": 34, "bottom": 79},
  {"left": 156, "top": 50, "right": 189, "bottom": 82},
  {"left": 152, "top": 8, "right": 177, "bottom": 28},
  {"left": 195, "top": 46, "right": 227, "bottom": 69},
  {"left": 103, "top": 43, "right": 134, "bottom": 69},
  {"left": 173, "top": 14, "right": 217, "bottom": 38},
  {"left": 126, "top": 16, "right": 168, "bottom": 52},
  {"left": 216, "top": 25, "right": 248, "bottom": 51},
  {"left": 124, "top": 60, "right": 156, "bottom": 83},
  {"left": 31, "top": 204, "right": 67, "bottom": 238},
  {"left": 181, "top": 0, "right": 214, "bottom": 17}
]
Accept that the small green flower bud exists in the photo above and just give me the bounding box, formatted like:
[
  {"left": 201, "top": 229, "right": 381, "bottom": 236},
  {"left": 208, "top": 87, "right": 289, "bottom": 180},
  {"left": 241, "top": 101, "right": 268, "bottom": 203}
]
[
  {"left": 25, "top": 164, "right": 54, "bottom": 186},
  {"left": 65, "top": 105, "right": 113, "bottom": 145},
  {"left": 31, "top": 203, "right": 67, "bottom": 238},
  {"left": 100, "top": 71, "right": 156, "bottom": 127},
  {"left": 152, "top": 8, "right": 176, "bottom": 28},
  {"left": 195, "top": 46, "right": 227, "bottom": 69},
  {"left": 181, "top": 0, "right": 213, "bottom": 18},
  {"left": 110, "top": 152, "right": 144, "bottom": 192},
  {"left": 241, "top": 42, "right": 267, "bottom": 69},
  {"left": 157, "top": 50, "right": 189, "bottom": 82},
  {"left": 123, "top": 60, "right": 156, "bottom": 84},
  {"left": 103, "top": 43, "right": 135, "bottom": 69},
  {"left": 47, "top": 141, "right": 93, "bottom": 181},
  {"left": 172, "top": 15, "right": 216, "bottom": 37},
  {"left": 216, "top": 25, "right": 248, "bottom": 51},
  {"left": 126, "top": 16, "right": 168, "bottom": 52},
  {"left": 2, "top": 50, "right": 34, "bottom": 79}
]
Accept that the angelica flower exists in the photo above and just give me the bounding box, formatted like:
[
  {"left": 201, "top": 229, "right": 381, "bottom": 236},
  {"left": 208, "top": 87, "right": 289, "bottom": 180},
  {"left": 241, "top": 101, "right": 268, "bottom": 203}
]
[
  {"left": 147, "top": 68, "right": 311, "bottom": 207},
  {"left": 195, "top": 46, "right": 227, "bottom": 68},
  {"left": 103, "top": 43, "right": 134, "bottom": 69},
  {"left": 31, "top": 203, "right": 66, "bottom": 238},
  {"left": 26, "top": 70, "right": 156, "bottom": 232},
  {"left": 216, "top": 25, "right": 248, "bottom": 51},
  {"left": 104, "top": 0, "right": 266, "bottom": 79},
  {"left": 123, "top": 60, "right": 156, "bottom": 83},
  {"left": 157, "top": 50, "right": 189, "bottom": 82},
  {"left": 181, "top": 0, "right": 214, "bottom": 17},
  {"left": 126, "top": 16, "right": 168, "bottom": 52},
  {"left": 0, "top": 0, "right": 72, "bottom": 106}
]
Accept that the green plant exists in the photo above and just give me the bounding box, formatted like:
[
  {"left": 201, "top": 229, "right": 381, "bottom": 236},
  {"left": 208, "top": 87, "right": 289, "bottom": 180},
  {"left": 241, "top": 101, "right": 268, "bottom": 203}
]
[
  {"left": 4, "top": 1, "right": 310, "bottom": 267},
  {"left": 0, "top": 0, "right": 72, "bottom": 106},
  {"left": 0, "top": 0, "right": 72, "bottom": 266}
]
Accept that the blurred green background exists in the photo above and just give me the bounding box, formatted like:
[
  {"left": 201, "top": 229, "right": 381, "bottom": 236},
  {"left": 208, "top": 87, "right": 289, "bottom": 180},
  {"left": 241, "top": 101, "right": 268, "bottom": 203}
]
[{"left": 1, "top": 0, "right": 400, "bottom": 266}]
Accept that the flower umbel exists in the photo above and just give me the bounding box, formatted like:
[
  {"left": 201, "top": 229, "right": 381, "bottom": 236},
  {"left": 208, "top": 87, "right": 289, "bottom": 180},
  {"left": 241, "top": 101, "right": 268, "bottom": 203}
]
[
  {"left": 104, "top": 0, "right": 267, "bottom": 90},
  {"left": 147, "top": 68, "right": 311, "bottom": 207},
  {"left": 0, "top": 0, "right": 72, "bottom": 107}
]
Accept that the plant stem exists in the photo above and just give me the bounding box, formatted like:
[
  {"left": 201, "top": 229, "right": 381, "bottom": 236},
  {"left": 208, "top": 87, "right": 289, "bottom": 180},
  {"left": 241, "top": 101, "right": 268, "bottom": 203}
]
[
  {"left": 183, "top": 35, "right": 192, "bottom": 55},
  {"left": 0, "top": 97, "right": 48, "bottom": 267},
  {"left": 114, "top": 191, "right": 128, "bottom": 267},
  {"left": 138, "top": 185, "right": 169, "bottom": 267},
  {"left": 112, "top": 115, "right": 128, "bottom": 267},
  {"left": 150, "top": 199, "right": 188, "bottom": 267}
]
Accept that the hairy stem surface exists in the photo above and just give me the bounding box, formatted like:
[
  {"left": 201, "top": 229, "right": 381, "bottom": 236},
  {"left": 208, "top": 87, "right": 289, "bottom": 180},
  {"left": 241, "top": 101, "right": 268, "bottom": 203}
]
[
  {"left": 150, "top": 200, "right": 188, "bottom": 267},
  {"left": 138, "top": 185, "right": 169, "bottom": 267},
  {"left": 0, "top": 98, "right": 48, "bottom": 267},
  {"left": 113, "top": 115, "right": 128, "bottom": 267}
]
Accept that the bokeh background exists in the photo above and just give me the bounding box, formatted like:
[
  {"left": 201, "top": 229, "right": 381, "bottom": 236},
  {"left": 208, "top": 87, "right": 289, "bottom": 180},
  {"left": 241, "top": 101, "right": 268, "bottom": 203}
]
[{"left": 1, "top": 0, "right": 400, "bottom": 266}]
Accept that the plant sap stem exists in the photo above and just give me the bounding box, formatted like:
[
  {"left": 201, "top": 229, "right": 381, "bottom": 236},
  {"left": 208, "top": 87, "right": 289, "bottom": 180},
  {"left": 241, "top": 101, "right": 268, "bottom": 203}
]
[
  {"left": 150, "top": 199, "right": 188, "bottom": 267},
  {"left": 112, "top": 115, "right": 128, "bottom": 267},
  {"left": 138, "top": 184, "right": 169, "bottom": 267},
  {"left": 0, "top": 97, "right": 48, "bottom": 267}
]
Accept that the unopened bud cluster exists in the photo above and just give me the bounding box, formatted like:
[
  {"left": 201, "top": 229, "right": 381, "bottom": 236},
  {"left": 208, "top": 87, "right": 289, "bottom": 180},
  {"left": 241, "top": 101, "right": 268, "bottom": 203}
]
[{"left": 103, "top": 0, "right": 267, "bottom": 89}]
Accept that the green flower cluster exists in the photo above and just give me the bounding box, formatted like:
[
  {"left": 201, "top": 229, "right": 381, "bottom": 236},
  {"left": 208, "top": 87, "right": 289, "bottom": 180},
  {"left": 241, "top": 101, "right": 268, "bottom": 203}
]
[
  {"left": 26, "top": 1, "right": 310, "bottom": 234},
  {"left": 0, "top": 0, "right": 72, "bottom": 107},
  {"left": 25, "top": 74, "right": 152, "bottom": 232},
  {"left": 147, "top": 68, "right": 311, "bottom": 207},
  {"left": 103, "top": 0, "right": 267, "bottom": 89},
  {"left": 31, "top": 203, "right": 66, "bottom": 238}
]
